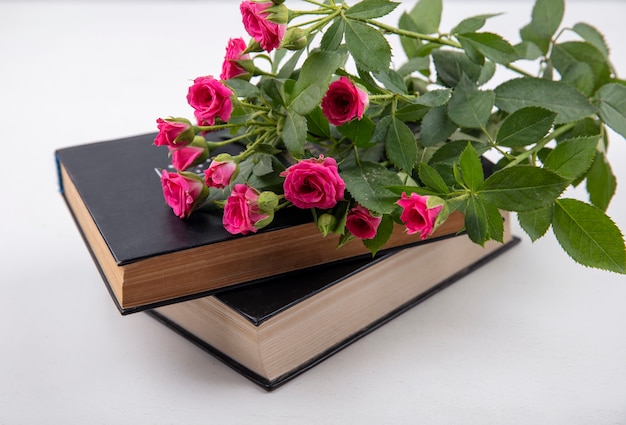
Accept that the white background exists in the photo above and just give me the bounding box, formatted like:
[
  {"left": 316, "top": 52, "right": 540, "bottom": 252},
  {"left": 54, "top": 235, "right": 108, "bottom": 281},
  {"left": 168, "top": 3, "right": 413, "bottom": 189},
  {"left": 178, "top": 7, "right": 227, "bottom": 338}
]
[{"left": 1, "top": 1, "right": 625, "bottom": 424}]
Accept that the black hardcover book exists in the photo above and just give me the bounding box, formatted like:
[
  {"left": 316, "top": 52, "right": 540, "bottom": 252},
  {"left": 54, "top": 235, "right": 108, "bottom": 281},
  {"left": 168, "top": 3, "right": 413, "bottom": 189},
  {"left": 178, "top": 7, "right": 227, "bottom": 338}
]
[
  {"left": 149, "top": 218, "right": 519, "bottom": 390},
  {"left": 55, "top": 133, "right": 466, "bottom": 314}
]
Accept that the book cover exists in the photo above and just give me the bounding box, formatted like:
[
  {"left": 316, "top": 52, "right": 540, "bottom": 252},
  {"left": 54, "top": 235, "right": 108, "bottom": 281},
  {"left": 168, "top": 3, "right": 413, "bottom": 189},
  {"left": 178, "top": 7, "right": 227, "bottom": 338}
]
[
  {"left": 149, "top": 217, "right": 519, "bottom": 390},
  {"left": 56, "top": 133, "right": 466, "bottom": 314}
]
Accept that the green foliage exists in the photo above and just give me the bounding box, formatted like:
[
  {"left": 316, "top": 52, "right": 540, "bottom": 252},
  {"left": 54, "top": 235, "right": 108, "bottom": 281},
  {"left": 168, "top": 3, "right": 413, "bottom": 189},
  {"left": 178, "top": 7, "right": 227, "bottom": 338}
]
[
  {"left": 447, "top": 74, "right": 495, "bottom": 129},
  {"left": 517, "top": 206, "right": 553, "bottom": 242},
  {"left": 341, "top": 162, "right": 402, "bottom": 214},
  {"left": 160, "top": 0, "right": 626, "bottom": 273},
  {"left": 344, "top": 19, "right": 391, "bottom": 72},
  {"left": 553, "top": 199, "right": 626, "bottom": 274},
  {"left": 496, "top": 107, "right": 556, "bottom": 147},
  {"left": 494, "top": 78, "right": 596, "bottom": 124},
  {"left": 543, "top": 136, "right": 599, "bottom": 180},
  {"left": 481, "top": 167, "right": 568, "bottom": 211},
  {"left": 593, "top": 83, "right": 626, "bottom": 138}
]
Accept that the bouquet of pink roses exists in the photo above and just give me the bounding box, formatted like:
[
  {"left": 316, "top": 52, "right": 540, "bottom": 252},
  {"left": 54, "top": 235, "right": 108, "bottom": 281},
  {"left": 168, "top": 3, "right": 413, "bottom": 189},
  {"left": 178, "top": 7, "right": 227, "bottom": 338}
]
[{"left": 154, "top": 0, "right": 626, "bottom": 274}]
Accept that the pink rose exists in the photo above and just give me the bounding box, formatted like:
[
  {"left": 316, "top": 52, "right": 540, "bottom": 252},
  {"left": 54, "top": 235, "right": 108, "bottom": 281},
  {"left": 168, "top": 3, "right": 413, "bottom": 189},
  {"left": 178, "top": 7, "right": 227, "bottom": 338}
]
[
  {"left": 186, "top": 76, "right": 233, "bottom": 126},
  {"left": 154, "top": 118, "right": 193, "bottom": 147},
  {"left": 280, "top": 155, "right": 345, "bottom": 210},
  {"left": 160, "top": 170, "right": 207, "bottom": 219},
  {"left": 321, "top": 76, "right": 369, "bottom": 126},
  {"left": 204, "top": 154, "right": 238, "bottom": 189},
  {"left": 223, "top": 184, "right": 269, "bottom": 235},
  {"left": 240, "top": 1, "right": 286, "bottom": 52},
  {"left": 170, "top": 145, "right": 206, "bottom": 171},
  {"left": 346, "top": 205, "right": 382, "bottom": 239},
  {"left": 396, "top": 193, "right": 443, "bottom": 240},
  {"left": 220, "top": 37, "right": 250, "bottom": 80}
]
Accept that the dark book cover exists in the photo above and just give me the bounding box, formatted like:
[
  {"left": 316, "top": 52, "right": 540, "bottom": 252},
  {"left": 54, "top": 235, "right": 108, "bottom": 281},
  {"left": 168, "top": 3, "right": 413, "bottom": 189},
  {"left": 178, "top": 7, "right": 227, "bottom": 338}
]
[
  {"left": 55, "top": 133, "right": 311, "bottom": 267},
  {"left": 55, "top": 133, "right": 469, "bottom": 314},
  {"left": 148, "top": 234, "right": 520, "bottom": 391}
]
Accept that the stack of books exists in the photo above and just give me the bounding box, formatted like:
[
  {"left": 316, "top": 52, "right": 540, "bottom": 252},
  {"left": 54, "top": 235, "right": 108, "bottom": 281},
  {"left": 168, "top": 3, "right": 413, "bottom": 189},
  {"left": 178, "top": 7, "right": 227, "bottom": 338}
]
[{"left": 56, "top": 133, "right": 519, "bottom": 390}]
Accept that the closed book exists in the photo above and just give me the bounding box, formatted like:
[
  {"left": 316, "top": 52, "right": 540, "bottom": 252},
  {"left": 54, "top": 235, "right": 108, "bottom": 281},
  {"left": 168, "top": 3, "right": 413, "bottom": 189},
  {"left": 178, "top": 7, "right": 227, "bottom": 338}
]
[
  {"left": 56, "top": 133, "right": 465, "bottom": 314},
  {"left": 149, "top": 213, "right": 519, "bottom": 390}
]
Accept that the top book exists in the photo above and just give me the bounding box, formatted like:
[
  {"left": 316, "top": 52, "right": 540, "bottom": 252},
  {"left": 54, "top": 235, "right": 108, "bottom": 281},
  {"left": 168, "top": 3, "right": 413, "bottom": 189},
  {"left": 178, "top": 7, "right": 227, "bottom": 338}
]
[{"left": 56, "top": 133, "right": 465, "bottom": 314}]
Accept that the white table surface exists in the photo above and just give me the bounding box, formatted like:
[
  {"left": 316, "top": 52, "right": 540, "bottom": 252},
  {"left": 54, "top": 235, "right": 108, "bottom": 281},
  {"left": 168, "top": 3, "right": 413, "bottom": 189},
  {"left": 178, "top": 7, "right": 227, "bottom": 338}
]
[{"left": 2, "top": 1, "right": 625, "bottom": 424}]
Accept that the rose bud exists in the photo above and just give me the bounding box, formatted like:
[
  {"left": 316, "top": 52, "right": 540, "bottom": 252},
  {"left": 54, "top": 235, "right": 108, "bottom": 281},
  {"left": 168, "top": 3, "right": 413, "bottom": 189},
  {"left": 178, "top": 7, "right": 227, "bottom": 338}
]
[
  {"left": 220, "top": 37, "right": 252, "bottom": 81},
  {"left": 160, "top": 170, "right": 208, "bottom": 219},
  {"left": 397, "top": 193, "right": 449, "bottom": 240},
  {"left": 281, "top": 27, "right": 307, "bottom": 51},
  {"left": 222, "top": 184, "right": 272, "bottom": 235},
  {"left": 204, "top": 153, "right": 239, "bottom": 189},
  {"left": 316, "top": 213, "right": 338, "bottom": 237},
  {"left": 240, "top": 1, "right": 286, "bottom": 52},
  {"left": 170, "top": 136, "right": 209, "bottom": 171},
  {"left": 154, "top": 117, "right": 195, "bottom": 148}
]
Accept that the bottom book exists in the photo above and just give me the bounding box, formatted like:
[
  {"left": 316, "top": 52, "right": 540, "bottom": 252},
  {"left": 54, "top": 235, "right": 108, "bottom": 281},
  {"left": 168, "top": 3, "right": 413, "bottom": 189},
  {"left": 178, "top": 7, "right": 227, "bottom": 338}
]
[{"left": 148, "top": 213, "right": 519, "bottom": 391}]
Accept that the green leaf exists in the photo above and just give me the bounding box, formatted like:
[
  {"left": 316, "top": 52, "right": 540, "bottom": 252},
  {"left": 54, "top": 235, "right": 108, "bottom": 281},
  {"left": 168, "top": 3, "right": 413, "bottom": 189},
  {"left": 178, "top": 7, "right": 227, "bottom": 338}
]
[
  {"left": 531, "top": 0, "right": 564, "bottom": 39},
  {"left": 407, "top": 0, "right": 442, "bottom": 34},
  {"left": 586, "top": 152, "right": 616, "bottom": 212},
  {"left": 484, "top": 202, "right": 505, "bottom": 243},
  {"left": 520, "top": 0, "right": 564, "bottom": 54},
  {"left": 420, "top": 106, "right": 458, "bottom": 146},
  {"left": 374, "top": 69, "right": 407, "bottom": 94},
  {"left": 281, "top": 111, "right": 308, "bottom": 157},
  {"left": 429, "top": 140, "right": 489, "bottom": 186},
  {"left": 398, "top": 12, "right": 422, "bottom": 58},
  {"left": 338, "top": 115, "right": 376, "bottom": 148},
  {"left": 451, "top": 14, "right": 503, "bottom": 35},
  {"left": 432, "top": 49, "right": 483, "bottom": 88},
  {"left": 385, "top": 117, "right": 418, "bottom": 173},
  {"left": 558, "top": 62, "right": 595, "bottom": 97},
  {"left": 320, "top": 17, "right": 345, "bottom": 51},
  {"left": 515, "top": 41, "right": 544, "bottom": 60},
  {"left": 496, "top": 106, "right": 556, "bottom": 147},
  {"left": 517, "top": 205, "right": 553, "bottom": 242},
  {"left": 551, "top": 41, "right": 611, "bottom": 94},
  {"left": 459, "top": 142, "right": 484, "bottom": 191},
  {"left": 290, "top": 49, "right": 348, "bottom": 115},
  {"left": 306, "top": 107, "right": 330, "bottom": 139},
  {"left": 251, "top": 153, "right": 274, "bottom": 176},
  {"left": 447, "top": 74, "right": 495, "bottom": 129},
  {"left": 477, "top": 60, "right": 496, "bottom": 86},
  {"left": 593, "top": 83, "right": 626, "bottom": 139},
  {"left": 397, "top": 57, "right": 431, "bottom": 77},
  {"left": 418, "top": 162, "right": 449, "bottom": 194},
  {"left": 371, "top": 115, "right": 392, "bottom": 146},
  {"left": 363, "top": 214, "right": 395, "bottom": 255},
  {"left": 457, "top": 32, "right": 519, "bottom": 64},
  {"left": 394, "top": 103, "right": 429, "bottom": 122},
  {"left": 494, "top": 77, "right": 596, "bottom": 124},
  {"left": 344, "top": 19, "right": 391, "bottom": 72},
  {"left": 414, "top": 89, "right": 451, "bottom": 107},
  {"left": 225, "top": 79, "right": 260, "bottom": 98},
  {"left": 552, "top": 198, "right": 626, "bottom": 274},
  {"left": 543, "top": 135, "right": 599, "bottom": 180},
  {"left": 430, "top": 140, "right": 490, "bottom": 166},
  {"left": 572, "top": 22, "right": 610, "bottom": 58},
  {"left": 345, "top": 0, "right": 399, "bottom": 19},
  {"left": 481, "top": 166, "right": 568, "bottom": 211},
  {"left": 464, "top": 195, "right": 489, "bottom": 245},
  {"left": 341, "top": 162, "right": 403, "bottom": 214},
  {"left": 276, "top": 48, "right": 306, "bottom": 79}
]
